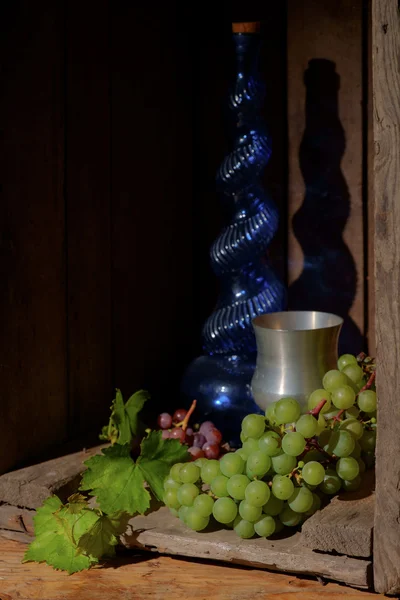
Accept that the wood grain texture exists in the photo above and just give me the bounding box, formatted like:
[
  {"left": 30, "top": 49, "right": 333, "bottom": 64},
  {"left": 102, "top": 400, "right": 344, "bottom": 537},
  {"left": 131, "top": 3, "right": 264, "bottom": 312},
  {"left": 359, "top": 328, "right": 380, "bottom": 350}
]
[
  {"left": 0, "top": 505, "right": 34, "bottom": 536},
  {"left": 122, "top": 506, "right": 371, "bottom": 589},
  {"left": 65, "top": 0, "right": 112, "bottom": 435},
  {"left": 0, "top": 1, "right": 67, "bottom": 474},
  {"left": 372, "top": 0, "right": 400, "bottom": 594},
  {"left": 287, "top": 0, "right": 365, "bottom": 352},
  {"left": 0, "top": 445, "right": 105, "bottom": 509},
  {"left": 367, "top": 0, "right": 376, "bottom": 358},
  {"left": 301, "top": 482, "right": 374, "bottom": 558},
  {"left": 0, "top": 537, "right": 381, "bottom": 600}
]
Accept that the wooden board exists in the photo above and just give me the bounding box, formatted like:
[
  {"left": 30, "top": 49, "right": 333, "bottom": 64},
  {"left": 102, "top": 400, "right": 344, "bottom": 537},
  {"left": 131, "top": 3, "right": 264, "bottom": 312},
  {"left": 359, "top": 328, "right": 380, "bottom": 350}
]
[
  {"left": 0, "top": 0, "right": 67, "bottom": 474},
  {"left": 0, "top": 445, "right": 105, "bottom": 509},
  {"left": 122, "top": 506, "right": 371, "bottom": 589},
  {"left": 0, "top": 537, "right": 381, "bottom": 600},
  {"left": 372, "top": 0, "right": 400, "bottom": 594},
  {"left": 301, "top": 487, "right": 374, "bottom": 558},
  {"left": 0, "top": 505, "right": 34, "bottom": 536},
  {"left": 287, "top": 0, "right": 365, "bottom": 354},
  {"left": 65, "top": 0, "right": 112, "bottom": 436}
]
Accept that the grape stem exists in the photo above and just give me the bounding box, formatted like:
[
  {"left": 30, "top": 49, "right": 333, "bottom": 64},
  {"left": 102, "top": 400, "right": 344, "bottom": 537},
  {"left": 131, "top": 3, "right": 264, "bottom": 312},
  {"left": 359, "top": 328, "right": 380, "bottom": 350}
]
[
  {"left": 358, "top": 371, "right": 376, "bottom": 394},
  {"left": 332, "top": 409, "right": 345, "bottom": 423},
  {"left": 308, "top": 438, "right": 337, "bottom": 463},
  {"left": 181, "top": 399, "right": 197, "bottom": 432},
  {"left": 308, "top": 399, "right": 327, "bottom": 417}
]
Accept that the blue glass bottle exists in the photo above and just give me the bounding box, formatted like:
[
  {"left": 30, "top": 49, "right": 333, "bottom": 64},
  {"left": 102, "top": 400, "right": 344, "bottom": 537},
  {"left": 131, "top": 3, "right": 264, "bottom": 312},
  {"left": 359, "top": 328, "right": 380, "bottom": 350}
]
[{"left": 182, "top": 25, "right": 285, "bottom": 446}]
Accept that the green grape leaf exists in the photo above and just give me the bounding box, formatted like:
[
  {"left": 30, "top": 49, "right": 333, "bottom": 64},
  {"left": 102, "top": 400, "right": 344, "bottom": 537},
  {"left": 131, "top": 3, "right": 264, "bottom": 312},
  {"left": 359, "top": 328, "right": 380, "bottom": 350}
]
[
  {"left": 124, "top": 390, "right": 150, "bottom": 439},
  {"left": 80, "top": 432, "right": 189, "bottom": 513},
  {"left": 77, "top": 512, "right": 131, "bottom": 559},
  {"left": 23, "top": 497, "right": 97, "bottom": 574},
  {"left": 100, "top": 389, "right": 150, "bottom": 445},
  {"left": 65, "top": 493, "right": 88, "bottom": 514}
]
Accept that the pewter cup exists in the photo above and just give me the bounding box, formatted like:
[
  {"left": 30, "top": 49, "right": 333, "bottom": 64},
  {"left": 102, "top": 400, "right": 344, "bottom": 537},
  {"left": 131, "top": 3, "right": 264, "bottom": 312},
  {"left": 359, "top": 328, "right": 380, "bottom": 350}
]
[{"left": 251, "top": 311, "right": 343, "bottom": 412}]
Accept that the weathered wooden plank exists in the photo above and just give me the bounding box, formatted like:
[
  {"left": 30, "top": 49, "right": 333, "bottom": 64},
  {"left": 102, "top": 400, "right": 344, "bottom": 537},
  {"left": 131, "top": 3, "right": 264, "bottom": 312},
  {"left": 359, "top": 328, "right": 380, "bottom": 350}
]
[
  {"left": 372, "top": 0, "right": 400, "bottom": 595},
  {"left": 65, "top": 0, "right": 112, "bottom": 436},
  {"left": 301, "top": 490, "right": 374, "bottom": 558},
  {"left": 0, "top": 0, "right": 67, "bottom": 474},
  {"left": 0, "top": 505, "right": 34, "bottom": 535},
  {"left": 122, "top": 506, "right": 371, "bottom": 589},
  {"left": 0, "top": 537, "right": 381, "bottom": 600},
  {"left": 287, "top": 0, "right": 365, "bottom": 353},
  {"left": 0, "top": 445, "right": 105, "bottom": 509}
]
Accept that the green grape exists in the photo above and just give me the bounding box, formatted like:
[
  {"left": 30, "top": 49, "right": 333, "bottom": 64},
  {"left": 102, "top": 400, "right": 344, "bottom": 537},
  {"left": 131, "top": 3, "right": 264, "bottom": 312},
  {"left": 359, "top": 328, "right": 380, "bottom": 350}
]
[
  {"left": 336, "top": 457, "right": 360, "bottom": 481},
  {"left": 265, "top": 401, "right": 278, "bottom": 424},
  {"left": 213, "top": 497, "right": 238, "bottom": 524},
  {"left": 233, "top": 516, "right": 255, "bottom": 539},
  {"left": 342, "top": 364, "right": 364, "bottom": 384},
  {"left": 210, "top": 475, "right": 229, "bottom": 497},
  {"left": 193, "top": 494, "right": 214, "bottom": 517},
  {"left": 279, "top": 504, "right": 302, "bottom": 527},
  {"left": 288, "top": 486, "right": 313, "bottom": 513},
  {"left": 201, "top": 459, "right": 221, "bottom": 484},
  {"left": 254, "top": 515, "right": 276, "bottom": 537},
  {"left": 331, "top": 385, "right": 356, "bottom": 410},
  {"left": 220, "top": 452, "right": 245, "bottom": 477},
  {"left": 339, "top": 418, "right": 364, "bottom": 440},
  {"left": 262, "top": 494, "right": 283, "bottom": 516},
  {"left": 271, "top": 451, "right": 297, "bottom": 475},
  {"left": 224, "top": 519, "right": 235, "bottom": 529},
  {"left": 307, "top": 389, "right": 332, "bottom": 414},
  {"left": 327, "top": 430, "right": 355, "bottom": 457},
  {"left": 245, "top": 464, "right": 257, "bottom": 480},
  {"left": 185, "top": 509, "right": 209, "bottom": 531},
  {"left": 235, "top": 448, "right": 248, "bottom": 461},
  {"left": 274, "top": 516, "right": 284, "bottom": 533},
  {"left": 242, "top": 437, "right": 260, "bottom": 458},
  {"left": 226, "top": 474, "right": 250, "bottom": 500},
  {"left": 345, "top": 405, "right": 360, "bottom": 419},
  {"left": 240, "top": 431, "right": 247, "bottom": 443},
  {"left": 358, "top": 390, "right": 377, "bottom": 413},
  {"left": 295, "top": 414, "right": 318, "bottom": 438},
  {"left": 164, "top": 488, "right": 181, "bottom": 510},
  {"left": 323, "top": 409, "right": 340, "bottom": 421},
  {"left": 315, "top": 414, "right": 327, "bottom": 435},
  {"left": 351, "top": 441, "right": 362, "bottom": 459},
  {"left": 319, "top": 469, "right": 342, "bottom": 495},
  {"left": 303, "top": 449, "right": 325, "bottom": 464},
  {"left": 245, "top": 480, "right": 270, "bottom": 507},
  {"left": 274, "top": 398, "right": 301, "bottom": 425},
  {"left": 281, "top": 432, "right": 306, "bottom": 456},
  {"left": 338, "top": 353, "right": 358, "bottom": 371},
  {"left": 258, "top": 430, "right": 282, "bottom": 456},
  {"left": 194, "top": 457, "right": 207, "bottom": 469},
  {"left": 318, "top": 428, "right": 332, "bottom": 447},
  {"left": 177, "top": 483, "right": 199, "bottom": 506},
  {"left": 305, "top": 492, "right": 322, "bottom": 517},
  {"left": 357, "top": 457, "right": 366, "bottom": 474},
  {"left": 271, "top": 475, "right": 294, "bottom": 500},
  {"left": 323, "top": 369, "right": 349, "bottom": 392},
  {"left": 169, "top": 507, "right": 179, "bottom": 517},
  {"left": 179, "top": 463, "right": 201, "bottom": 484},
  {"left": 247, "top": 451, "right": 271, "bottom": 476},
  {"left": 302, "top": 461, "right": 325, "bottom": 486},
  {"left": 342, "top": 474, "right": 362, "bottom": 492},
  {"left": 359, "top": 429, "right": 376, "bottom": 452},
  {"left": 164, "top": 477, "right": 181, "bottom": 491},
  {"left": 363, "top": 450, "right": 376, "bottom": 469},
  {"left": 241, "top": 414, "right": 266, "bottom": 439},
  {"left": 239, "top": 500, "right": 262, "bottom": 522},
  {"left": 170, "top": 463, "right": 184, "bottom": 482},
  {"left": 178, "top": 505, "right": 190, "bottom": 523}
]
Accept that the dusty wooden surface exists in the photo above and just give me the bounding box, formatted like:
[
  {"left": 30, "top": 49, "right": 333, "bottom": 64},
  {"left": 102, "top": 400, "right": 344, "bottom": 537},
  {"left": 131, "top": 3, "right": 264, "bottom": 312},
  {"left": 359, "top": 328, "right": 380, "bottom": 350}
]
[
  {"left": 372, "top": 0, "right": 400, "bottom": 595},
  {"left": 122, "top": 506, "right": 371, "bottom": 589},
  {"left": 0, "top": 445, "right": 104, "bottom": 509},
  {"left": 302, "top": 490, "right": 374, "bottom": 558},
  {"left": 0, "top": 537, "right": 381, "bottom": 600},
  {"left": 0, "top": 505, "right": 34, "bottom": 536}
]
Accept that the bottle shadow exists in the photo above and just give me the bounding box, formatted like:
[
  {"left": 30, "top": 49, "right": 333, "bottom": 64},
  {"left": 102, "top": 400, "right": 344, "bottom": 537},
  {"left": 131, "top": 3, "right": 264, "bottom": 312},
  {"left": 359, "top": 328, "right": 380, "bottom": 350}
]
[{"left": 289, "top": 59, "right": 363, "bottom": 354}]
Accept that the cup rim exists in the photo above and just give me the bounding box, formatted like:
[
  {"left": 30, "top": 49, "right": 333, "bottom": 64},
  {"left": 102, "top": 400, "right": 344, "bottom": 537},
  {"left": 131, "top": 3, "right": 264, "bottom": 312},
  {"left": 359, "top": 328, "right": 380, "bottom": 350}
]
[{"left": 252, "top": 310, "right": 343, "bottom": 332}]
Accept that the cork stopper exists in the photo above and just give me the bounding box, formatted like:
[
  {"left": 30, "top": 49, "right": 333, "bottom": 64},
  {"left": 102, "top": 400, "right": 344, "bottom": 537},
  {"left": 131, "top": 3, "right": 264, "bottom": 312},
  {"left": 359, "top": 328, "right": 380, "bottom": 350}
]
[{"left": 232, "top": 22, "right": 261, "bottom": 34}]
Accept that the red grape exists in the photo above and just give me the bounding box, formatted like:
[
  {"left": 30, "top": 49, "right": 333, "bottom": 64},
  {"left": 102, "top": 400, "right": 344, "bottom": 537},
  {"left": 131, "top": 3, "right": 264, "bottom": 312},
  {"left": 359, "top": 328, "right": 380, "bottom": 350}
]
[
  {"left": 185, "top": 427, "right": 194, "bottom": 446},
  {"left": 170, "top": 427, "right": 186, "bottom": 442},
  {"left": 199, "top": 421, "right": 215, "bottom": 435},
  {"left": 188, "top": 447, "right": 205, "bottom": 460},
  {"left": 161, "top": 429, "right": 171, "bottom": 439},
  {"left": 158, "top": 412, "right": 172, "bottom": 430},
  {"left": 205, "top": 428, "right": 222, "bottom": 445},
  {"left": 202, "top": 442, "right": 220, "bottom": 459},
  {"left": 172, "top": 408, "right": 187, "bottom": 424},
  {"left": 193, "top": 433, "right": 206, "bottom": 448}
]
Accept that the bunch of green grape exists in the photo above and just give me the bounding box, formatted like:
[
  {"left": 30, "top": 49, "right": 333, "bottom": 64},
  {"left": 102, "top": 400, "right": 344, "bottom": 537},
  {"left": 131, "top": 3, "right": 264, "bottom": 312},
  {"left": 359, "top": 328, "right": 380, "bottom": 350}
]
[{"left": 163, "top": 353, "right": 377, "bottom": 539}]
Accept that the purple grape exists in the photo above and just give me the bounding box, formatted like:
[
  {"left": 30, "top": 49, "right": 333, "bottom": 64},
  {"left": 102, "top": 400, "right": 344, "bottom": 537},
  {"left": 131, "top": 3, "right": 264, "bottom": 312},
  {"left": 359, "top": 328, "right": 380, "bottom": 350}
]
[
  {"left": 188, "top": 447, "right": 205, "bottom": 459},
  {"left": 193, "top": 433, "right": 206, "bottom": 448},
  {"left": 161, "top": 429, "right": 171, "bottom": 439},
  {"left": 205, "top": 428, "right": 222, "bottom": 445},
  {"left": 158, "top": 413, "right": 172, "bottom": 430},
  {"left": 199, "top": 421, "right": 215, "bottom": 435}
]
